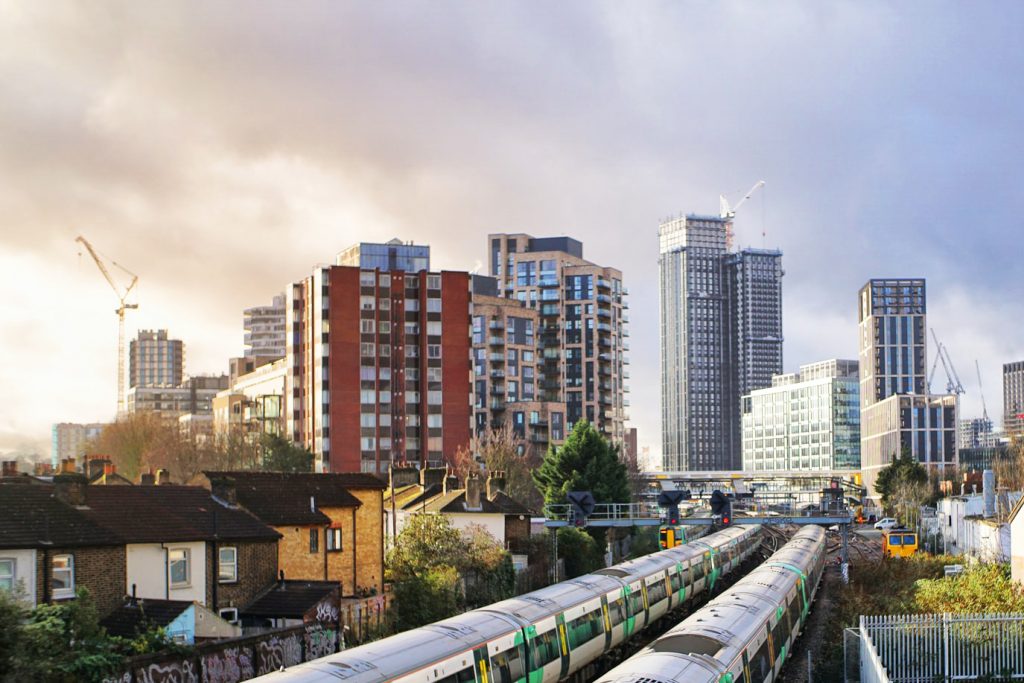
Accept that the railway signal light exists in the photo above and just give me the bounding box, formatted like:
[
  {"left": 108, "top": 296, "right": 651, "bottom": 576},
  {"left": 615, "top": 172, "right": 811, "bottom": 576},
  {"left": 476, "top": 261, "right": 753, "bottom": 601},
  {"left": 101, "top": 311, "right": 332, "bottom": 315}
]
[
  {"left": 657, "top": 489, "right": 688, "bottom": 527},
  {"left": 567, "top": 491, "right": 595, "bottom": 527},
  {"left": 710, "top": 489, "right": 732, "bottom": 527}
]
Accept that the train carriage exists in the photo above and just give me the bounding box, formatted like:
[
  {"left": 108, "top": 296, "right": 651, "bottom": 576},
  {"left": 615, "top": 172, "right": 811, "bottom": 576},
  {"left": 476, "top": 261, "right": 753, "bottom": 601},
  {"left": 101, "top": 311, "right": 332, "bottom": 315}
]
[{"left": 251, "top": 524, "right": 765, "bottom": 683}]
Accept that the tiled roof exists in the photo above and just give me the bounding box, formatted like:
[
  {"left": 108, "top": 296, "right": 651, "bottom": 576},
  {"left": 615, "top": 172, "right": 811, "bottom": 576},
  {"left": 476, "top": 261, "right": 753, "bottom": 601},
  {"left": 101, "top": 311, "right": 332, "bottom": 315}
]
[
  {"left": 393, "top": 483, "right": 443, "bottom": 510},
  {"left": 0, "top": 483, "right": 122, "bottom": 549},
  {"left": 203, "top": 472, "right": 363, "bottom": 526},
  {"left": 242, "top": 581, "right": 339, "bottom": 619},
  {"left": 420, "top": 490, "right": 534, "bottom": 516},
  {"left": 100, "top": 599, "right": 192, "bottom": 638},
  {"left": 80, "top": 485, "right": 280, "bottom": 543}
]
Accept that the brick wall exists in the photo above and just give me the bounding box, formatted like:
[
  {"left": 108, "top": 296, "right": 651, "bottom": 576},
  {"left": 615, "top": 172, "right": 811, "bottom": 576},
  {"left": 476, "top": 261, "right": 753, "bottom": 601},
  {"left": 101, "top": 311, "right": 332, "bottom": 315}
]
[
  {"left": 278, "top": 524, "right": 328, "bottom": 582},
  {"left": 348, "top": 489, "right": 384, "bottom": 594},
  {"left": 205, "top": 540, "right": 278, "bottom": 611},
  {"left": 504, "top": 516, "right": 531, "bottom": 553},
  {"left": 35, "top": 545, "right": 126, "bottom": 616}
]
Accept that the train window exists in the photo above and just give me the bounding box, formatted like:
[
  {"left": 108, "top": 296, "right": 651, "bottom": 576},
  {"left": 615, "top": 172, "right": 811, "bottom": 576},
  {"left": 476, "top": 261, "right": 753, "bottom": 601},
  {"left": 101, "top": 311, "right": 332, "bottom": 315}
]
[
  {"left": 628, "top": 590, "right": 644, "bottom": 616},
  {"left": 693, "top": 561, "right": 704, "bottom": 582},
  {"left": 749, "top": 633, "right": 771, "bottom": 681},
  {"left": 670, "top": 571, "right": 682, "bottom": 593},
  {"left": 490, "top": 645, "right": 525, "bottom": 683},
  {"left": 532, "top": 629, "right": 561, "bottom": 668},
  {"left": 567, "top": 609, "right": 604, "bottom": 648},
  {"left": 436, "top": 667, "right": 476, "bottom": 683},
  {"left": 609, "top": 597, "right": 626, "bottom": 626},
  {"left": 771, "top": 614, "right": 789, "bottom": 662},
  {"left": 787, "top": 594, "right": 799, "bottom": 628},
  {"left": 647, "top": 579, "right": 667, "bottom": 604}
]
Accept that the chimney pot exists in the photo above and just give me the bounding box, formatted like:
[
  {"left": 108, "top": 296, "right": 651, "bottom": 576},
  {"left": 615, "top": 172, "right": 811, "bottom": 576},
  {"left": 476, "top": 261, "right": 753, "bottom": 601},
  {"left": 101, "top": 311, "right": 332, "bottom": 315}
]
[
  {"left": 156, "top": 469, "right": 171, "bottom": 485},
  {"left": 1, "top": 461, "right": 16, "bottom": 477}
]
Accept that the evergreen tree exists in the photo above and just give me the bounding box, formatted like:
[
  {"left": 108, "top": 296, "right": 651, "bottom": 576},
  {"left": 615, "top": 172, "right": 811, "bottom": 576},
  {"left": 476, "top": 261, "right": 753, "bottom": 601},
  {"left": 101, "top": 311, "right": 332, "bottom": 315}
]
[
  {"left": 533, "top": 420, "right": 630, "bottom": 551},
  {"left": 875, "top": 446, "right": 930, "bottom": 512}
]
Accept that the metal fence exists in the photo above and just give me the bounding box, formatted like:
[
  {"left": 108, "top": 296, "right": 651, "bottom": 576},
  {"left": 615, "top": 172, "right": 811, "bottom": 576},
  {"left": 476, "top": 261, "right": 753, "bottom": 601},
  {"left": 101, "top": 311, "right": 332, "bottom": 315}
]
[{"left": 859, "top": 612, "right": 1024, "bottom": 682}]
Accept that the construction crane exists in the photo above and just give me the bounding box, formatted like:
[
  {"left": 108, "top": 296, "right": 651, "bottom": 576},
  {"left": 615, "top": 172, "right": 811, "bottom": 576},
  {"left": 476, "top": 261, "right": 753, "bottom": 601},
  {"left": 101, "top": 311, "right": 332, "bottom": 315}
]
[
  {"left": 975, "top": 359, "right": 989, "bottom": 422},
  {"left": 928, "top": 328, "right": 965, "bottom": 396},
  {"left": 75, "top": 236, "right": 139, "bottom": 417},
  {"left": 719, "top": 179, "right": 765, "bottom": 250}
]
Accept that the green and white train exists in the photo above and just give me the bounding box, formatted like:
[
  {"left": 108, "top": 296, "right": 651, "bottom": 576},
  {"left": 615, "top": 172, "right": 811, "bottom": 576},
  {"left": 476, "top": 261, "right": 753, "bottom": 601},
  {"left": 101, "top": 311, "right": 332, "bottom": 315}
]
[{"left": 253, "top": 524, "right": 763, "bottom": 683}]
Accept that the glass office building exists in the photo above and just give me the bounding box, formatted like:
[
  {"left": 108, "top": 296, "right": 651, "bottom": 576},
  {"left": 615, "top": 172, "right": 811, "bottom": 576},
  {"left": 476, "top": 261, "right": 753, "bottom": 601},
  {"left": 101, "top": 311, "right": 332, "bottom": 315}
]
[{"left": 742, "top": 359, "right": 860, "bottom": 472}]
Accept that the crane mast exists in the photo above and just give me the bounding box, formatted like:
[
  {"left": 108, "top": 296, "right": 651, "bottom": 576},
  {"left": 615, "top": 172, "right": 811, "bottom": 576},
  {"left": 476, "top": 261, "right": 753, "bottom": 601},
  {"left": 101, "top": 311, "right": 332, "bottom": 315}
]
[
  {"left": 719, "top": 180, "right": 765, "bottom": 250},
  {"left": 975, "top": 359, "right": 989, "bottom": 422},
  {"left": 76, "top": 236, "right": 139, "bottom": 417}
]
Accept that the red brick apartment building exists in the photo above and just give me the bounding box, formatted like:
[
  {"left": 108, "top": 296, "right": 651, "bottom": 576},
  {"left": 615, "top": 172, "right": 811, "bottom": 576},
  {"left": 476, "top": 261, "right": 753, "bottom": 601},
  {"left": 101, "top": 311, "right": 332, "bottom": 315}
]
[{"left": 287, "top": 266, "right": 471, "bottom": 474}]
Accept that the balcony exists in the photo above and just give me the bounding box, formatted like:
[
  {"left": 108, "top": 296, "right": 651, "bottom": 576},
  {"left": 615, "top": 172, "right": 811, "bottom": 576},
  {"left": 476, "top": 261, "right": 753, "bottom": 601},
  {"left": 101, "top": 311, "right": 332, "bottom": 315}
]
[
  {"left": 596, "top": 322, "right": 612, "bottom": 332},
  {"left": 529, "top": 434, "right": 548, "bottom": 444},
  {"left": 622, "top": 300, "right": 629, "bottom": 310},
  {"left": 490, "top": 385, "right": 505, "bottom": 395},
  {"left": 596, "top": 294, "right": 612, "bottom": 304},
  {"left": 489, "top": 353, "right": 505, "bottom": 362},
  {"left": 489, "top": 320, "right": 505, "bottom": 330},
  {"left": 488, "top": 336, "right": 505, "bottom": 346},
  {"left": 599, "top": 338, "right": 612, "bottom": 347},
  {"left": 598, "top": 353, "right": 611, "bottom": 362},
  {"left": 596, "top": 278, "right": 611, "bottom": 290},
  {"left": 490, "top": 369, "right": 505, "bottom": 379},
  {"left": 622, "top": 328, "right": 630, "bottom": 337},
  {"left": 538, "top": 278, "right": 559, "bottom": 288},
  {"left": 490, "top": 401, "right": 506, "bottom": 411},
  {"left": 530, "top": 419, "right": 549, "bottom": 429},
  {"left": 599, "top": 366, "right": 612, "bottom": 376}
]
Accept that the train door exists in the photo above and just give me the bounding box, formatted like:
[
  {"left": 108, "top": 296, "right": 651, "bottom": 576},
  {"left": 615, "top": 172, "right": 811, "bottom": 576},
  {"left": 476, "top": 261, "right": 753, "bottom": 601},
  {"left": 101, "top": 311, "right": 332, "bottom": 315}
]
[
  {"left": 486, "top": 631, "right": 528, "bottom": 683},
  {"left": 523, "top": 619, "right": 561, "bottom": 683}
]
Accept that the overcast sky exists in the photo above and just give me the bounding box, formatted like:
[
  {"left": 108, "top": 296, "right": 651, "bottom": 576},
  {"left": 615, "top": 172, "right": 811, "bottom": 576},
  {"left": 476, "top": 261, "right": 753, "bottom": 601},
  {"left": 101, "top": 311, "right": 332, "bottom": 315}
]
[{"left": 2, "top": 1, "right": 1023, "bottom": 460}]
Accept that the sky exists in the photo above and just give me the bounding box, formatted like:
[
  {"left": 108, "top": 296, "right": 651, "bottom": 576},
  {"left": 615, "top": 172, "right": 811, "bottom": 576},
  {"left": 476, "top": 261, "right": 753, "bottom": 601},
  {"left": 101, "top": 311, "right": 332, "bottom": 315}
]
[{"left": 2, "top": 1, "right": 1023, "bottom": 460}]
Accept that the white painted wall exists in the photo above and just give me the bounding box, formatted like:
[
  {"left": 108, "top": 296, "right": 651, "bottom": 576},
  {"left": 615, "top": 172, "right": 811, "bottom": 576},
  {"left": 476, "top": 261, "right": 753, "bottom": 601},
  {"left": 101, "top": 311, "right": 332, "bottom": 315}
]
[
  {"left": 0, "top": 549, "right": 37, "bottom": 606},
  {"left": 1012, "top": 511, "right": 1024, "bottom": 584},
  {"left": 445, "top": 513, "right": 505, "bottom": 544},
  {"left": 126, "top": 542, "right": 207, "bottom": 604}
]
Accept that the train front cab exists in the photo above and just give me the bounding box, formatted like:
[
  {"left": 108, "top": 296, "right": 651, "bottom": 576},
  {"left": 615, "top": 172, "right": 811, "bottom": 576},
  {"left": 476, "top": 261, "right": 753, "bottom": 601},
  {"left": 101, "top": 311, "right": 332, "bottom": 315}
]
[{"left": 882, "top": 530, "right": 918, "bottom": 558}]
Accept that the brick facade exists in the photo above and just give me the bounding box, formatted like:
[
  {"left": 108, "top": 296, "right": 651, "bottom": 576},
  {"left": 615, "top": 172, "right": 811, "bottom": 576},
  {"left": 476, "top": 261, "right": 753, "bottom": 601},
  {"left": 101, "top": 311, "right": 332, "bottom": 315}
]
[
  {"left": 206, "top": 539, "right": 278, "bottom": 611},
  {"left": 348, "top": 489, "right": 384, "bottom": 594},
  {"left": 35, "top": 545, "right": 126, "bottom": 616}
]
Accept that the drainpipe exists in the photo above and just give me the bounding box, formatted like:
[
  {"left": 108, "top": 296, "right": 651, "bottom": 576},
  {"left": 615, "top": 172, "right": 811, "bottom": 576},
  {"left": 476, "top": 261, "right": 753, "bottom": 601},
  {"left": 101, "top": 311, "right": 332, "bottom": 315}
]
[
  {"left": 161, "top": 544, "right": 170, "bottom": 599},
  {"left": 351, "top": 507, "right": 357, "bottom": 594}
]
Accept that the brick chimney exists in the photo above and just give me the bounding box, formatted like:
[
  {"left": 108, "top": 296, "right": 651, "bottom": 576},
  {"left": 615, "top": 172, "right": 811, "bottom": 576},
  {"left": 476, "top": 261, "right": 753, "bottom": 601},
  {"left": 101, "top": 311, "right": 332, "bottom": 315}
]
[
  {"left": 54, "top": 472, "right": 89, "bottom": 506},
  {"left": 420, "top": 467, "right": 445, "bottom": 489},
  {"left": 156, "top": 469, "right": 171, "bottom": 485},
  {"left": 103, "top": 463, "right": 116, "bottom": 476},
  {"left": 87, "top": 457, "right": 111, "bottom": 480},
  {"left": 389, "top": 464, "right": 419, "bottom": 489},
  {"left": 443, "top": 473, "right": 459, "bottom": 494},
  {"left": 486, "top": 471, "right": 506, "bottom": 500},
  {"left": 1, "top": 461, "right": 17, "bottom": 477},
  {"left": 209, "top": 475, "right": 237, "bottom": 505},
  {"left": 465, "top": 473, "right": 482, "bottom": 511},
  {"left": 60, "top": 458, "right": 78, "bottom": 474},
  {"left": 139, "top": 471, "right": 155, "bottom": 486}
]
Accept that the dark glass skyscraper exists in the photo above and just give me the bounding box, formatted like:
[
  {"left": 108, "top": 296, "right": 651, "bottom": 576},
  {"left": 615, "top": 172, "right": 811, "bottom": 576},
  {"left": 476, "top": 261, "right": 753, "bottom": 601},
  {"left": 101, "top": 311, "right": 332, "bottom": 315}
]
[{"left": 659, "top": 214, "right": 783, "bottom": 471}]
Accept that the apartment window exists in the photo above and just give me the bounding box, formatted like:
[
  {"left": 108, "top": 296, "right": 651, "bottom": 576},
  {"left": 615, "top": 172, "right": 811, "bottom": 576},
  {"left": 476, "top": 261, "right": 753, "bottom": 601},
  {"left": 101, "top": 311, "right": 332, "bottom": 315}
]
[
  {"left": 427, "top": 414, "right": 443, "bottom": 428},
  {"left": 360, "top": 296, "right": 375, "bottom": 310},
  {"left": 360, "top": 413, "right": 376, "bottom": 428},
  {"left": 360, "top": 319, "right": 375, "bottom": 334},
  {"left": 427, "top": 275, "right": 441, "bottom": 290},
  {"left": 379, "top": 390, "right": 391, "bottom": 403},
  {"left": 378, "top": 321, "right": 391, "bottom": 334},
  {"left": 427, "top": 321, "right": 442, "bottom": 336},
  {"left": 309, "top": 528, "right": 320, "bottom": 553},
  {"left": 218, "top": 547, "right": 238, "bottom": 583},
  {"left": 360, "top": 271, "right": 375, "bottom": 286},
  {"left": 360, "top": 390, "right": 375, "bottom": 404},
  {"left": 406, "top": 346, "right": 419, "bottom": 358},
  {"left": 428, "top": 345, "right": 442, "bottom": 359},
  {"left": 326, "top": 527, "right": 343, "bottom": 552},
  {"left": 0, "top": 559, "right": 14, "bottom": 591},
  {"left": 361, "top": 437, "right": 376, "bottom": 450},
  {"left": 360, "top": 343, "right": 375, "bottom": 357},
  {"left": 405, "top": 275, "right": 419, "bottom": 289},
  {"left": 426, "top": 299, "right": 442, "bottom": 313},
  {"left": 427, "top": 367, "right": 442, "bottom": 383},
  {"left": 169, "top": 549, "right": 190, "bottom": 588},
  {"left": 379, "top": 344, "right": 391, "bottom": 357},
  {"left": 52, "top": 554, "right": 74, "bottom": 599},
  {"left": 427, "top": 391, "right": 443, "bottom": 405},
  {"left": 360, "top": 367, "right": 375, "bottom": 381},
  {"left": 406, "top": 391, "right": 420, "bottom": 403}
]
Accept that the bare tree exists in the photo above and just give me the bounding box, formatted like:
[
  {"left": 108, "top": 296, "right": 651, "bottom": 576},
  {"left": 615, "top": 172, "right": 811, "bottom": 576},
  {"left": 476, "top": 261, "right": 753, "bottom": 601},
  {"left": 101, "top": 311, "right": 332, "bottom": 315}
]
[{"left": 458, "top": 424, "right": 542, "bottom": 510}]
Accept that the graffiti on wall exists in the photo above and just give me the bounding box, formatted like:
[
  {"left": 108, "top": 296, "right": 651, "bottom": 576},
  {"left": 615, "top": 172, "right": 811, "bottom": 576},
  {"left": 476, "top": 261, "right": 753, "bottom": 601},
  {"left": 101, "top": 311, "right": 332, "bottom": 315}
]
[
  {"left": 304, "top": 625, "right": 338, "bottom": 660},
  {"left": 136, "top": 659, "right": 199, "bottom": 683},
  {"left": 256, "top": 633, "right": 302, "bottom": 675},
  {"left": 201, "top": 646, "right": 254, "bottom": 683}
]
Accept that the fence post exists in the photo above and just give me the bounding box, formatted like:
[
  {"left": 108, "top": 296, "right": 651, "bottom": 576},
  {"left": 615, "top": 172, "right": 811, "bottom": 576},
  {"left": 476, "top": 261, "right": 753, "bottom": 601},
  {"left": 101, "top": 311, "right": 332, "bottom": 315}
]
[{"left": 943, "top": 612, "right": 950, "bottom": 683}]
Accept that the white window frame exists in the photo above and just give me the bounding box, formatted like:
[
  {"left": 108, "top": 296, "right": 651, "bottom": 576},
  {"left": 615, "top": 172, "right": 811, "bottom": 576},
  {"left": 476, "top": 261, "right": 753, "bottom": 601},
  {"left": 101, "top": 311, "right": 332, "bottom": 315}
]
[
  {"left": 326, "top": 527, "right": 343, "bottom": 552},
  {"left": 52, "top": 554, "right": 75, "bottom": 600},
  {"left": 218, "top": 547, "right": 238, "bottom": 584},
  {"left": 0, "top": 558, "right": 14, "bottom": 592},
  {"left": 169, "top": 548, "right": 191, "bottom": 588}
]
